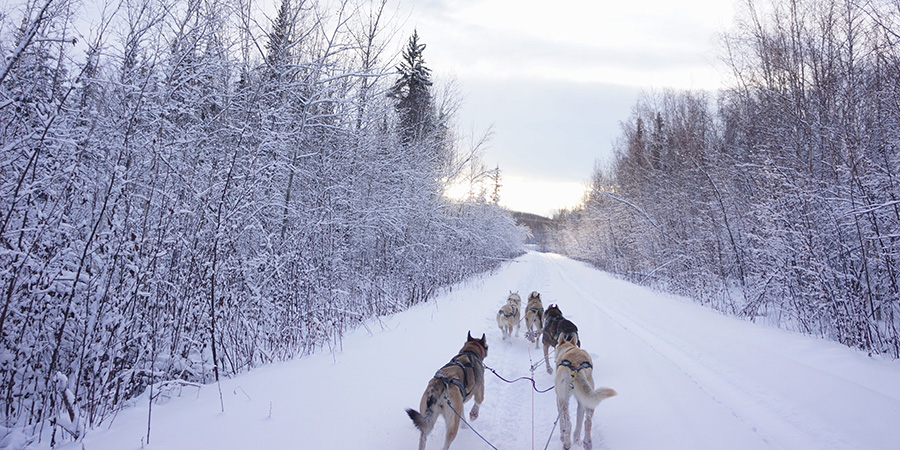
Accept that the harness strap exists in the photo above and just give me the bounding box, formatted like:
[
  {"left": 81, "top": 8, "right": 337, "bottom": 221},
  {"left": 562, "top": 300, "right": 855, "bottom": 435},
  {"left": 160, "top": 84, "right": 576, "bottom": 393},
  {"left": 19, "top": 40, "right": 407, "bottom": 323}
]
[
  {"left": 436, "top": 350, "right": 483, "bottom": 400},
  {"left": 557, "top": 360, "right": 593, "bottom": 372},
  {"left": 441, "top": 359, "right": 470, "bottom": 388},
  {"left": 434, "top": 372, "right": 468, "bottom": 399},
  {"left": 500, "top": 305, "right": 520, "bottom": 316},
  {"left": 462, "top": 350, "right": 482, "bottom": 364}
]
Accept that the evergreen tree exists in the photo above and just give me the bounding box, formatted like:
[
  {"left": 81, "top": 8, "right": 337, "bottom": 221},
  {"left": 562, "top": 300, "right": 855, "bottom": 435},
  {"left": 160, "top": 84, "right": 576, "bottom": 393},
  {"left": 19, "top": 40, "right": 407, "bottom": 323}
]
[
  {"left": 266, "top": 0, "right": 294, "bottom": 82},
  {"left": 491, "top": 165, "right": 502, "bottom": 205},
  {"left": 390, "top": 30, "right": 433, "bottom": 143}
]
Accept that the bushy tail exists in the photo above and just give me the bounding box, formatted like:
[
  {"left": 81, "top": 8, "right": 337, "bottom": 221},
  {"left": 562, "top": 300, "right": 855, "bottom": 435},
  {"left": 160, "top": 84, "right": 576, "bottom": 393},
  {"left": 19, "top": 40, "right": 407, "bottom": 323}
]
[
  {"left": 589, "top": 387, "right": 617, "bottom": 404},
  {"left": 407, "top": 384, "right": 442, "bottom": 432},
  {"left": 573, "top": 376, "right": 617, "bottom": 409},
  {"left": 406, "top": 407, "right": 432, "bottom": 431}
]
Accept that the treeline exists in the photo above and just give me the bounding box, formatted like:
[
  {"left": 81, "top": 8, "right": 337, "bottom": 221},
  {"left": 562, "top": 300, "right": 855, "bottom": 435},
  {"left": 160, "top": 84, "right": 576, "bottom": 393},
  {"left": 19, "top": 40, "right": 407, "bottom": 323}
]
[
  {"left": 550, "top": 0, "right": 900, "bottom": 357},
  {"left": 0, "top": 0, "right": 523, "bottom": 441}
]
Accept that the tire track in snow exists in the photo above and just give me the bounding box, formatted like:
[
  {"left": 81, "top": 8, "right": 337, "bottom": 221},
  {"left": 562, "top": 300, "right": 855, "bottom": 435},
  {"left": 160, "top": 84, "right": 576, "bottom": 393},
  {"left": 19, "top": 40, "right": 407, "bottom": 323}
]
[{"left": 543, "top": 256, "right": 856, "bottom": 450}]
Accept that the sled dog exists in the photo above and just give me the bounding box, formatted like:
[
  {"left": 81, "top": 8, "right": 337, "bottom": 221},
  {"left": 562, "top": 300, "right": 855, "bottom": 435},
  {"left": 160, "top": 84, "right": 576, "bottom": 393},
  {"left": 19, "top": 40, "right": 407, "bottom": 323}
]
[
  {"left": 524, "top": 291, "right": 544, "bottom": 348},
  {"left": 496, "top": 291, "right": 521, "bottom": 341},
  {"left": 554, "top": 333, "right": 616, "bottom": 450},
  {"left": 542, "top": 304, "right": 580, "bottom": 374},
  {"left": 406, "top": 332, "right": 489, "bottom": 450}
]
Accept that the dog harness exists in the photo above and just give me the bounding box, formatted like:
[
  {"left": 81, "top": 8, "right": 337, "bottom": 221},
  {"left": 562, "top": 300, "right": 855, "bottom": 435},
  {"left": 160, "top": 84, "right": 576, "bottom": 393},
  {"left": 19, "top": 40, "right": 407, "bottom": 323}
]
[
  {"left": 499, "top": 304, "right": 519, "bottom": 317},
  {"left": 434, "top": 349, "right": 483, "bottom": 400},
  {"left": 559, "top": 359, "right": 593, "bottom": 389},
  {"left": 558, "top": 360, "right": 592, "bottom": 372}
]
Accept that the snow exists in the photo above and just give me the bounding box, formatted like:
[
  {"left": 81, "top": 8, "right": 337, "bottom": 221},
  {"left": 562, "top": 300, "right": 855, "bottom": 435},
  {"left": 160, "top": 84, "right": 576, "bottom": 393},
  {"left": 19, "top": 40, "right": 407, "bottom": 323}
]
[{"left": 38, "top": 252, "right": 900, "bottom": 450}]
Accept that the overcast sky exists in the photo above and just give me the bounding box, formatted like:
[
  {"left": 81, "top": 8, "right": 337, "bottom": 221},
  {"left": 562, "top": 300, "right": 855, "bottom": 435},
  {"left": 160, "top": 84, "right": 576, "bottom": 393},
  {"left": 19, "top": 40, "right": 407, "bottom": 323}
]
[{"left": 396, "top": 0, "right": 738, "bottom": 217}]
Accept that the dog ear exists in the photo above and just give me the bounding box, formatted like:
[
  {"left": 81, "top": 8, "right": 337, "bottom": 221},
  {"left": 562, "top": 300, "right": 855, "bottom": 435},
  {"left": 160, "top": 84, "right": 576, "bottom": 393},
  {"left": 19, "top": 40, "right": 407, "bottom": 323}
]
[{"left": 468, "top": 330, "right": 473, "bottom": 341}]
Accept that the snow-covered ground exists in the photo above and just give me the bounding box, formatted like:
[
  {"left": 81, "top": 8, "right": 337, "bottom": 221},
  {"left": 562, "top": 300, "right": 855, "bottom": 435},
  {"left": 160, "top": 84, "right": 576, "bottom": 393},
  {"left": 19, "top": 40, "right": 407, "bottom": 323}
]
[{"left": 38, "top": 252, "right": 900, "bottom": 450}]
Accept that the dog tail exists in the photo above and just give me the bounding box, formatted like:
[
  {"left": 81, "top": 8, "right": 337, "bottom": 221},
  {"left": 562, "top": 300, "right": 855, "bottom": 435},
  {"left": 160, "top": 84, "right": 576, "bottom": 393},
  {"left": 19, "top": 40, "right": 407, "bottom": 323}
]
[
  {"left": 407, "top": 382, "right": 443, "bottom": 432},
  {"left": 573, "top": 375, "right": 617, "bottom": 409},
  {"left": 406, "top": 408, "right": 430, "bottom": 431},
  {"left": 588, "top": 387, "right": 617, "bottom": 405}
]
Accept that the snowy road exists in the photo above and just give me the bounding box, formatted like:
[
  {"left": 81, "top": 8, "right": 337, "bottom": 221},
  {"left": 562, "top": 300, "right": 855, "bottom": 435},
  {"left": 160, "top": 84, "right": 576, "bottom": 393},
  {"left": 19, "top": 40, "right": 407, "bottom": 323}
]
[{"left": 51, "top": 252, "right": 900, "bottom": 450}]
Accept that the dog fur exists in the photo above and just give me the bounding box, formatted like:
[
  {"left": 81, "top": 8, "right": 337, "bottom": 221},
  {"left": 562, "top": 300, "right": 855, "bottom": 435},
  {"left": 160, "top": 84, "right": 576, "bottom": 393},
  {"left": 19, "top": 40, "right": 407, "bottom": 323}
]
[
  {"left": 496, "top": 291, "right": 521, "bottom": 341},
  {"left": 406, "top": 332, "right": 489, "bottom": 450},
  {"left": 524, "top": 291, "right": 544, "bottom": 348},
  {"left": 554, "top": 333, "right": 617, "bottom": 450},
  {"left": 541, "top": 304, "right": 580, "bottom": 374}
]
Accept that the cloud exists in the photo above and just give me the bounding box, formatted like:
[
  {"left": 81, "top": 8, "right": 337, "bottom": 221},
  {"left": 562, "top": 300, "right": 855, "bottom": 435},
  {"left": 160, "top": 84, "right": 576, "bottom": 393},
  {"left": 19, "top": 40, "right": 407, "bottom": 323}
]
[
  {"left": 458, "top": 78, "right": 641, "bottom": 178},
  {"left": 411, "top": 0, "right": 733, "bottom": 88}
]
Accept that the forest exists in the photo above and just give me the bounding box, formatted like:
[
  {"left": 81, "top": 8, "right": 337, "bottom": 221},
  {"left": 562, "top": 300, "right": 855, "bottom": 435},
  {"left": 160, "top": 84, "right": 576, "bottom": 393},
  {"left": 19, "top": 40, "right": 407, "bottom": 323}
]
[
  {"left": 550, "top": 0, "right": 900, "bottom": 359},
  {"left": 0, "top": 0, "right": 524, "bottom": 442}
]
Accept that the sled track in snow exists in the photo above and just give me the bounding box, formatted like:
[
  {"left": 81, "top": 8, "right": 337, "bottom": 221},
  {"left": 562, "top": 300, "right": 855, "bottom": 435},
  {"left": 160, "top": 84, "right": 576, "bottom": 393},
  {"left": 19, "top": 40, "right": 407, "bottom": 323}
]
[{"left": 542, "top": 257, "right": 856, "bottom": 450}]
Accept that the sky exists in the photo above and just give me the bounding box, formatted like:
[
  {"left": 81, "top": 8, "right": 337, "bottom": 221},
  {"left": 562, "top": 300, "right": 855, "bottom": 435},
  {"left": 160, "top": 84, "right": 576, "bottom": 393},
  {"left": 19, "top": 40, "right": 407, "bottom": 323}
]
[{"left": 397, "top": 0, "right": 738, "bottom": 217}]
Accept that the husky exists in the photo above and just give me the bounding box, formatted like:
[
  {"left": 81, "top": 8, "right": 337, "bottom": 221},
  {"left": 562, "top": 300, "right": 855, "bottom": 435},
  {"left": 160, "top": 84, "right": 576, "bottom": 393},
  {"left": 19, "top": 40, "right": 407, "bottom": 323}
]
[
  {"left": 496, "top": 291, "right": 521, "bottom": 341},
  {"left": 554, "top": 333, "right": 617, "bottom": 450},
  {"left": 542, "top": 304, "right": 579, "bottom": 374},
  {"left": 524, "top": 291, "right": 544, "bottom": 348},
  {"left": 406, "top": 332, "right": 489, "bottom": 450}
]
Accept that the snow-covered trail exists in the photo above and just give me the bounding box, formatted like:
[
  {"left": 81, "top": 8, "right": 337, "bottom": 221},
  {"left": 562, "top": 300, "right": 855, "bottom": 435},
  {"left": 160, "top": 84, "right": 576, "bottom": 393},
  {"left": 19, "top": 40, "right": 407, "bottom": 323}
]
[{"left": 47, "top": 252, "right": 900, "bottom": 450}]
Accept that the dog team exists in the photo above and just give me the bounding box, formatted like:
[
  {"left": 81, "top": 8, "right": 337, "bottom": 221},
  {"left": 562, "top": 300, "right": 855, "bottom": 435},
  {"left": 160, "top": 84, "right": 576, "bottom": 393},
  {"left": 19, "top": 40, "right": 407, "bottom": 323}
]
[{"left": 406, "top": 291, "right": 617, "bottom": 450}]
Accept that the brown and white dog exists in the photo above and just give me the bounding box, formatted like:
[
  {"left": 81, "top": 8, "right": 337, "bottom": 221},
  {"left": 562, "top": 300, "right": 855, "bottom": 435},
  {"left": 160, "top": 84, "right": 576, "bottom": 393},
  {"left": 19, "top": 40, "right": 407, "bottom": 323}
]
[
  {"left": 554, "top": 333, "right": 617, "bottom": 450},
  {"left": 406, "top": 332, "right": 489, "bottom": 450},
  {"left": 524, "top": 291, "right": 544, "bottom": 348},
  {"left": 496, "top": 291, "right": 521, "bottom": 341},
  {"left": 541, "top": 304, "right": 579, "bottom": 374}
]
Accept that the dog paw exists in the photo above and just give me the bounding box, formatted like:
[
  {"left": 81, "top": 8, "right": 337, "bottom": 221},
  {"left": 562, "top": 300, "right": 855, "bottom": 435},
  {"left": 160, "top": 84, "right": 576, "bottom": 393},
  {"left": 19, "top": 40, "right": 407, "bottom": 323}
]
[
  {"left": 469, "top": 410, "right": 479, "bottom": 421},
  {"left": 546, "top": 367, "right": 553, "bottom": 375},
  {"left": 583, "top": 437, "right": 592, "bottom": 450}
]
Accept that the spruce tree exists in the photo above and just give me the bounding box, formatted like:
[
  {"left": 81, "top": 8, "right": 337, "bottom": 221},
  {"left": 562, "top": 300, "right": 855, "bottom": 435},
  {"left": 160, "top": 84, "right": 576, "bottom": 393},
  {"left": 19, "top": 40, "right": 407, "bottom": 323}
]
[
  {"left": 266, "top": 0, "right": 293, "bottom": 82},
  {"left": 390, "top": 30, "right": 433, "bottom": 143}
]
